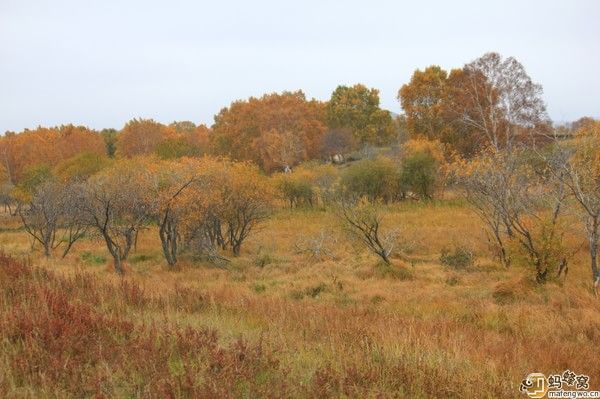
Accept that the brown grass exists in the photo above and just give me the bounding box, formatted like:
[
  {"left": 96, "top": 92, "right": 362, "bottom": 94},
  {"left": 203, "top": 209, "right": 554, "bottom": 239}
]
[{"left": 0, "top": 202, "right": 599, "bottom": 398}]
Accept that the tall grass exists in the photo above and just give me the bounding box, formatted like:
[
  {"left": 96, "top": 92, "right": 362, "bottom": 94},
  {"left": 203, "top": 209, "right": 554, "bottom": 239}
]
[{"left": 1, "top": 203, "right": 599, "bottom": 398}]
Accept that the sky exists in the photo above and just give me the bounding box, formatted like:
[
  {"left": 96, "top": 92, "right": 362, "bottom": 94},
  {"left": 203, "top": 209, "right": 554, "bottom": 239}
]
[{"left": 1, "top": 0, "right": 599, "bottom": 133}]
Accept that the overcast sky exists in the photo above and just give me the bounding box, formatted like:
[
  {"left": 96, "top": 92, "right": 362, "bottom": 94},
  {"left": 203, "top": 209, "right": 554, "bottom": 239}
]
[{"left": 1, "top": 0, "right": 599, "bottom": 132}]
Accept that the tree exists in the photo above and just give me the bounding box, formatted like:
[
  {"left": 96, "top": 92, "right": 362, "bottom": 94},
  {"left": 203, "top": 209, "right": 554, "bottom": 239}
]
[
  {"left": 0, "top": 125, "right": 104, "bottom": 184},
  {"left": 13, "top": 164, "right": 53, "bottom": 201},
  {"left": 400, "top": 138, "right": 447, "bottom": 199},
  {"left": 400, "top": 152, "right": 437, "bottom": 200},
  {"left": 398, "top": 66, "right": 449, "bottom": 141},
  {"left": 327, "top": 84, "right": 396, "bottom": 145},
  {"left": 210, "top": 91, "right": 326, "bottom": 172},
  {"left": 320, "top": 128, "right": 356, "bottom": 161},
  {"left": 336, "top": 197, "right": 397, "bottom": 265},
  {"left": 169, "top": 121, "right": 197, "bottom": 134},
  {"left": 0, "top": 181, "right": 14, "bottom": 214},
  {"left": 155, "top": 138, "right": 200, "bottom": 160},
  {"left": 219, "top": 163, "right": 273, "bottom": 256},
  {"left": 253, "top": 130, "right": 307, "bottom": 172},
  {"left": 82, "top": 159, "right": 158, "bottom": 274},
  {"left": 100, "top": 128, "right": 118, "bottom": 158},
  {"left": 17, "top": 180, "right": 88, "bottom": 258},
  {"left": 447, "top": 52, "right": 549, "bottom": 151},
  {"left": 275, "top": 169, "right": 315, "bottom": 208},
  {"left": 399, "top": 54, "right": 549, "bottom": 157},
  {"left": 456, "top": 148, "right": 568, "bottom": 282},
  {"left": 54, "top": 152, "right": 111, "bottom": 183},
  {"left": 556, "top": 120, "right": 600, "bottom": 292},
  {"left": 117, "top": 118, "right": 175, "bottom": 158},
  {"left": 155, "top": 158, "right": 217, "bottom": 266}
]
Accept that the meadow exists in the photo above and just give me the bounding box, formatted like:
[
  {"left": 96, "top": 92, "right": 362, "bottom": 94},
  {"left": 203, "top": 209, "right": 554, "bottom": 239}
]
[{"left": 1, "top": 199, "right": 599, "bottom": 398}]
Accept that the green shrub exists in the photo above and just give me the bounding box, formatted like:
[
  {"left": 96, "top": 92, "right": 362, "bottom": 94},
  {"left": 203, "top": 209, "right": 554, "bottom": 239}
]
[
  {"left": 440, "top": 247, "right": 475, "bottom": 269},
  {"left": 304, "top": 283, "right": 327, "bottom": 298},
  {"left": 80, "top": 251, "right": 106, "bottom": 266},
  {"left": 277, "top": 178, "right": 314, "bottom": 208},
  {"left": 400, "top": 152, "right": 437, "bottom": 200},
  {"left": 252, "top": 283, "right": 267, "bottom": 293},
  {"left": 253, "top": 252, "right": 276, "bottom": 268},
  {"left": 340, "top": 157, "right": 400, "bottom": 202},
  {"left": 375, "top": 262, "right": 414, "bottom": 280},
  {"left": 129, "top": 254, "right": 157, "bottom": 264}
]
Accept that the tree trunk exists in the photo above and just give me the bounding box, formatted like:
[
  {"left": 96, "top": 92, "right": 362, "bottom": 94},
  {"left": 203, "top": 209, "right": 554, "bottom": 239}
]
[
  {"left": 159, "top": 215, "right": 178, "bottom": 267},
  {"left": 232, "top": 242, "right": 241, "bottom": 256},
  {"left": 43, "top": 242, "right": 51, "bottom": 258},
  {"left": 113, "top": 252, "right": 124, "bottom": 275},
  {"left": 588, "top": 216, "right": 600, "bottom": 295}
]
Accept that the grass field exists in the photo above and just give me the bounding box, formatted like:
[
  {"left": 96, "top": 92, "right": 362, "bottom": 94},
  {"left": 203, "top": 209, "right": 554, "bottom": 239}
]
[{"left": 1, "top": 201, "right": 599, "bottom": 398}]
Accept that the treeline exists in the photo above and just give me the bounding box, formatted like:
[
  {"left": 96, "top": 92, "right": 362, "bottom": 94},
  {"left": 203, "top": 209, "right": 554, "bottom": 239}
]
[
  {"left": 2, "top": 51, "right": 600, "bottom": 292},
  {"left": 9, "top": 143, "right": 446, "bottom": 273},
  {"left": 0, "top": 85, "right": 397, "bottom": 184}
]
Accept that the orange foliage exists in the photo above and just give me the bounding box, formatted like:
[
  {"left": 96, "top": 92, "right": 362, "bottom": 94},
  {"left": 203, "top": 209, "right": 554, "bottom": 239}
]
[
  {"left": 210, "top": 91, "right": 327, "bottom": 172},
  {"left": 0, "top": 125, "right": 104, "bottom": 183},
  {"left": 116, "top": 118, "right": 177, "bottom": 158}
]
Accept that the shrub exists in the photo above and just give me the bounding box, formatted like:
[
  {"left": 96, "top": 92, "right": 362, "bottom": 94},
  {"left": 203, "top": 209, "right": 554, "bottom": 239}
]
[
  {"left": 340, "top": 157, "right": 400, "bottom": 202},
  {"left": 305, "top": 283, "right": 328, "bottom": 298},
  {"left": 253, "top": 251, "right": 276, "bottom": 268},
  {"left": 440, "top": 247, "right": 475, "bottom": 269},
  {"left": 375, "top": 262, "right": 414, "bottom": 280},
  {"left": 276, "top": 173, "right": 314, "bottom": 208},
  {"left": 80, "top": 251, "right": 106, "bottom": 266},
  {"left": 400, "top": 152, "right": 438, "bottom": 200}
]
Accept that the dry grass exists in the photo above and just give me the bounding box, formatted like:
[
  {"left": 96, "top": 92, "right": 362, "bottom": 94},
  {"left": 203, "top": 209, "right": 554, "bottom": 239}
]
[{"left": 0, "top": 201, "right": 599, "bottom": 398}]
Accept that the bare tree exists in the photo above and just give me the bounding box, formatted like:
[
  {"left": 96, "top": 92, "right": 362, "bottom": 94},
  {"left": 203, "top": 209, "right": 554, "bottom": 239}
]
[
  {"left": 0, "top": 182, "right": 14, "bottom": 214},
  {"left": 18, "top": 182, "right": 63, "bottom": 257},
  {"left": 58, "top": 182, "right": 89, "bottom": 258},
  {"left": 336, "top": 197, "right": 397, "bottom": 265},
  {"left": 550, "top": 123, "right": 600, "bottom": 293},
  {"left": 18, "top": 181, "right": 88, "bottom": 258},
  {"left": 294, "top": 230, "right": 338, "bottom": 261},
  {"left": 457, "top": 147, "right": 569, "bottom": 282},
  {"left": 320, "top": 128, "right": 355, "bottom": 162},
  {"left": 456, "top": 150, "right": 514, "bottom": 267}
]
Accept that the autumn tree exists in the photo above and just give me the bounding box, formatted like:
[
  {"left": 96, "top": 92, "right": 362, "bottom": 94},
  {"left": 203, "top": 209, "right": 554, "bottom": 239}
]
[
  {"left": 398, "top": 66, "right": 449, "bottom": 141},
  {"left": 117, "top": 118, "right": 175, "bottom": 158},
  {"left": 82, "top": 159, "right": 158, "bottom": 274},
  {"left": 155, "top": 157, "right": 219, "bottom": 266},
  {"left": 219, "top": 162, "right": 273, "bottom": 256},
  {"left": 0, "top": 180, "right": 13, "bottom": 213},
  {"left": 456, "top": 147, "right": 568, "bottom": 282},
  {"left": 447, "top": 53, "right": 549, "bottom": 151},
  {"left": 0, "top": 125, "right": 104, "bottom": 184},
  {"left": 54, "top": 152, "right": 111, "bottom": 183},
  {"left": 327, "top": 84, "right": 396, "bottom": 146},
  {"left": 253, "top": 130, "right": 307, "bottom": 172},
  {"left": 556, "top": 120, "right": 600, "bottom": 292},
  {"left": 399, "top": 53, "right": 549, "bottom": 157},
  {"left": 210, "top": 91, "right": 326, "bottom": 172},
  {"left": 169, "top": 121, "right": 197, "bottom": 134}
]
